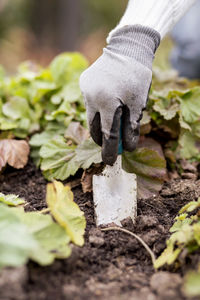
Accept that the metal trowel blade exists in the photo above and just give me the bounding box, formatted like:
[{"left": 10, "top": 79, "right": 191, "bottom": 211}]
[{"left": 93, "top": 155, "right": 137, "bottom": 227}]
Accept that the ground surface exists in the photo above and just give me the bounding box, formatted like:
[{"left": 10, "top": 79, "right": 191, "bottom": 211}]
[{"left": 0, "top": 162, "right": 200, "bottom": 300}]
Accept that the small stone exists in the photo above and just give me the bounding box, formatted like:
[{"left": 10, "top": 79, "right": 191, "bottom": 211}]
[
  {"left": 121, "top": 217, "right": 134, "bottom": 228},
  {"left": 106, "top": 264, "right": 123, "bottom": 281},
  {"left": 160, "top": 189, "right": 176, "bottom": 197},
  {"left": 141, "top": 229, "right": 160, "bottom": 246},
  {"left": 137, "top": 215, "right": 158, "bottom": 230},
  {"left": 180, "top": 160, "right": 197, "bottom": 173},
  {"left": 89, "top": 228, "right": 105, "bottom": 247},
  {"left": 181, "top": 172, "right": 197, "bottom": 180}
]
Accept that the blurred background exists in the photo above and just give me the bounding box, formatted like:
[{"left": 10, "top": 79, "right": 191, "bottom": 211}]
[
  {"left": 0, "top": 0, "right": 128, "bottom": 72},
  {"left": 1, "top": 0, "right": 199, "bottom": 78}
]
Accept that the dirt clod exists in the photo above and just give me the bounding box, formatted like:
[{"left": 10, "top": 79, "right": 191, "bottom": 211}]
[
  {"left": 89, "top": 228, "right": 105, "bottom": 247},
  {"left": 0, "top": 267, "right": 27, "bottom": 300},
  {"left": 181, "top": 172, "right": 197, "bottom": 180},
  {"left": 150, "top": 272, "right": 182, "bottom": 300}
]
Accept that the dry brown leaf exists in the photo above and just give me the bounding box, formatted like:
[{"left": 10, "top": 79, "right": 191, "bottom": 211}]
[
  {"left": 81, "top": 164, "right": 104, "bottom": 193},
  {"left": 0, "top": 155, "right": 7, "bottom": 170},
  {"left": 81, "top": 170, "right": 93, "bottom": 193},
  {"left": 0, "top": 139, "right": 30, "bottom": 170},
  {"left": 64, "top": 122, "right": 89, "bottom": 144}
]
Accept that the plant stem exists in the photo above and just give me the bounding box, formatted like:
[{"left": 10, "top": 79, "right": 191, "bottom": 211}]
[
  {"left": 101, "top": 227, "right": 156, "bottom": 265},
  {"left": 39, "top": 208, "right": 50, "bottom": 214}
]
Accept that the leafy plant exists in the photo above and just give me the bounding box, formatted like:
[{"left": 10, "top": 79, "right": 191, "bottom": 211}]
[
  {"left": 154, "top": 198, "right": 200, "bottom": 269},
  {"left": 1, "top": 53, "right": 200, "bottom": 197},
  {"left": 122, "top": 138, "right": 167, "bottom": 199},
  {"left": 184, "top": 269, "right": 200, "bottom": 297},
  {"left": 147, "top": 84, "right": 200, "bottom": 163},
  {"left": 0, "top": 182, "right": 86, "bottom": 269},
  {"left": 46, "top": 181, "right": 86, "bottom": 246},
  {"left": 0, "top": 193, "right": 25, "bottom": 206}
]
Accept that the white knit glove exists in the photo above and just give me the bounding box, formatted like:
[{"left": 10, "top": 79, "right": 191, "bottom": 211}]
[{"left": 80, "top": 25, "right": 160, "bottom": 165}]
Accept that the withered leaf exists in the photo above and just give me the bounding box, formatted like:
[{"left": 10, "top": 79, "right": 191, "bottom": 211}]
[
  {"left": 64, "top": 122, "right": 89, "bottom": 144},
  {"left": 0, "top": 139, "right": 30, "bottom": 170}
]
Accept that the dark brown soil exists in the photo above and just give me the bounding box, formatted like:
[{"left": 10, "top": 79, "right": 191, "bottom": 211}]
[{"left": 0, "top": 162, "right": 200, "bottom": 300}]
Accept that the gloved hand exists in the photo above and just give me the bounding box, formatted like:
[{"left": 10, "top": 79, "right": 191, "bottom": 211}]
[{"left": 80, "top": 25, "right": 160, "bottom": 165}]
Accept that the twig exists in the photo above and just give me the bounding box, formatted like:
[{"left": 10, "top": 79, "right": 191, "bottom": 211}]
[{"left": 101, "top": 227, "right": 156, "bottom": 265}]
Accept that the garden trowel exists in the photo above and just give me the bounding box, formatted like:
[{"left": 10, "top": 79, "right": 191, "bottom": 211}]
[{"left": 93, "top": 128, "right": 137, "bottom": 227}]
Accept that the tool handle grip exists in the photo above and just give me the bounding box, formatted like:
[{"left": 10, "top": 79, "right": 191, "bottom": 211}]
[{"left": 118, "top": 121, "right": 123, "bottom": 155}]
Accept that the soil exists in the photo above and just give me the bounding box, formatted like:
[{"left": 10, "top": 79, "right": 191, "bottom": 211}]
[{"left": 0, "top": 161, "right": 200, "bottom": 300}]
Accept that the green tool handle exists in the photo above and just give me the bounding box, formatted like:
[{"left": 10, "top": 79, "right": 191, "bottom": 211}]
[{"left": 118, "top": 121, "right": 123, "bottom": 155}]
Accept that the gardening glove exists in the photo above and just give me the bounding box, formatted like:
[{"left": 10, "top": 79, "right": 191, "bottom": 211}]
[{"left": 80, "top": 25, "right": 160, "bottom": 165}]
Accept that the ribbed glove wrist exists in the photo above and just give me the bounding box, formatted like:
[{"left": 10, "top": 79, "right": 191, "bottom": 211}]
[{"left": 107, "top": 25, "right": 161, "bottom": 69}]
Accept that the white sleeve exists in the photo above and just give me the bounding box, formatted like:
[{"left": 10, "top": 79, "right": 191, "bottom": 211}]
[{"left": 108, "top": 0, "right": 196, "bottom": 41}]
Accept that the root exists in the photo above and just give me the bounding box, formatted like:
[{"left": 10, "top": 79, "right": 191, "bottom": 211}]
[
  {"left": 101, "top": 227, "right": 156, "bottom": 265},
  {"left": 39, "top": 208, "right": 50, "bottom": 214}
]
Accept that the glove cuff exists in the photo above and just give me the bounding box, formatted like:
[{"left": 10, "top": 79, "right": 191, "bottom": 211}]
[{"left": 107, "top": 25, "right": 161, "bottom": 69}]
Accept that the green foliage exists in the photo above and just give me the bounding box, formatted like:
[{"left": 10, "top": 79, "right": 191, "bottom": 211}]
[
  {"left": 0, "top": 52, "right": 88, "bottom": 139},
  {"left": 46, "top": 181, "right": 86, "bottom": 247},
  {"left": 0, "top": 193, "right": 25, "bottom": 206},
  {"left": 38, "top": 137, "right": 102, "bottom": 181},
  {"left": 0, "top": 181, "right": 86, "bottom": 269},
  {"left": 122, "top": 138, "right": 167, "bottom": 199},
  {"left": 154, "top": 198, "right": 200, "bottom": 269},
  {"left": 184, "top": 270, "right": 200, "bottom": 297},
  {"left": 0, "top": 203, "right": 71, "bottom": 268},
  {"left": 146, "top": 82, "right": 200, "bottom": 163},
  {"left": 1, "top": 53, "right": 200, "bottom": 196}
]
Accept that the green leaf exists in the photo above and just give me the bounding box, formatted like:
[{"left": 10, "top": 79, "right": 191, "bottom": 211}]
[
  {"left": 170, "top": 224, "right": 194, "bottom": 245},
  {"left": 0, "top": 203, "right": 71, "bottom": 268},
  {"left": 153, "top": 96, "right": 179, "bottom": 120},
  {"left": 122, "top": 138, "right": 167, "bottom": 199},
  {"left": 50, "top": 53, "right": 88, "bottom": 86},
  {"left": 154, "top": 243, "right": 181, "bottom": 269},
  {"left": 184, "top": 271, "right": 200, "bottom": 297},
  {"left": 179, "top": 198, "right": 200, "bottom": 214},
  {"left": 46, "top": 181, "right": 86, "bottom": 246},
  {"left": 2, "top": 97, "right": 32, "bottom": 120},
  {"left": 193, "top": 223, "right": 200, "bottom": 246},
  {"left": 39, "top": 136, "right": 80, "bottom": 180},
  {"left": 30, "top": 80, "right": 57, "bottom": 103},
  {"left": 75, "top": 138, "right": 102, "bottom": 169},
  {"left": 0, "top": 204, "right": 39, "bottom": 268},
  {"left": 0, "top": 193, "right": 25, "bottom": 206},
  {"left": 43, "top": 155, "right": 79, "bottom": 181},
  {"left": 40, "top": 136, "right": 75, "bottom": 161},
  {"left": 180, "top": 87, "right": 200, "bottom": 123},
  {"left": 51, "top": 99, "right": 76, "bottom": 117},
  {"left": 41, "top": 138, "right": 102, "bottom": 181},
  {"left": 141, "top": 111, "right": 151, "bottom": 125},
  {"left": 51, "top": 81, "right": 82, "bottom": 104},
  {"left": 19, "top": 212, "right": 71, "bottom": 264},
  {"left": 178, "top": 130, "right": 199, "bottom": 159},
  {"left": 170, "top": 217, "right": 192, "bottom": 233},
  {"left": 0, "top": 118, "right": 18, "bottom": 130},
  {"left": 30, "top": 130, "right": 64, "bottom": 148}
]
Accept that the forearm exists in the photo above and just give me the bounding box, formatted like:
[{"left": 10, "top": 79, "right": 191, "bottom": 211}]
[{"left": 108, "top": 0, "right": 196, "bottom": 41}]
